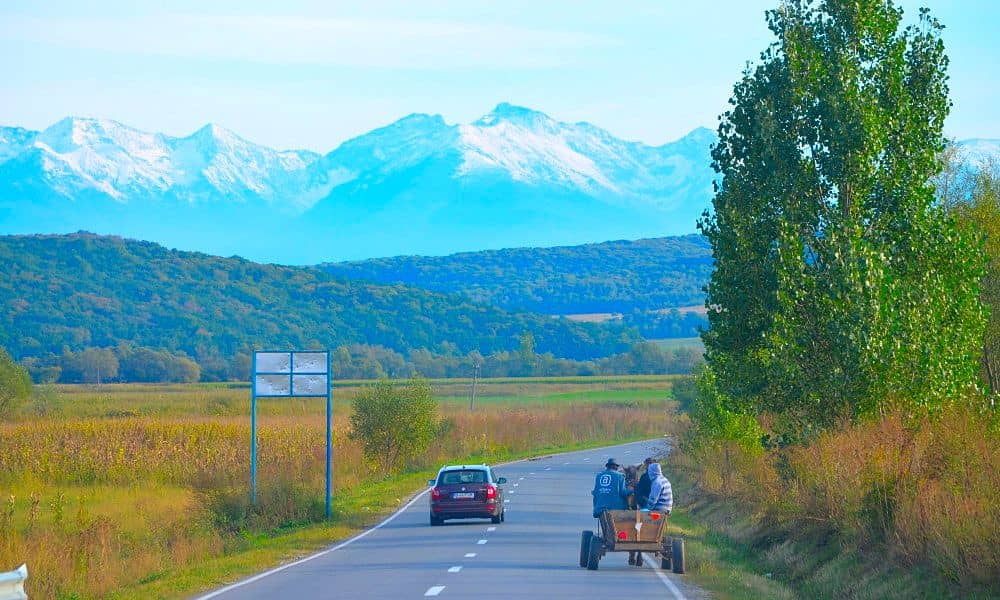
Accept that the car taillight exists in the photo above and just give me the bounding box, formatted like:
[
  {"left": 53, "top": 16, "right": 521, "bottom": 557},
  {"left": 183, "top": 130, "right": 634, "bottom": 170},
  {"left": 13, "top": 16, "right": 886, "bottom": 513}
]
[
  {"left": 486, "top": 485, "right": 497, "bottom": 499},
  {"left": 431, "top": 487, "right": 441, "bottom": 500}
]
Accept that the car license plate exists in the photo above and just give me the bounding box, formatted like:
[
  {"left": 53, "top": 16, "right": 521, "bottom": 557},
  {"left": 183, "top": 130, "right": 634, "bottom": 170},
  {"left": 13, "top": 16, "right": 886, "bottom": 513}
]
[{"left": 452, "top": 492, "right": 475, "bottom": 499}]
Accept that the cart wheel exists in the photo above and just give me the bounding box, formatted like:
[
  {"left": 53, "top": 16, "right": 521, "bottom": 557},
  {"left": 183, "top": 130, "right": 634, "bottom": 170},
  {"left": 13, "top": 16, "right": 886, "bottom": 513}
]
[
  {"left": 661, "top": 539, "right": 672, "bottom": 570},
  {"left": 586, "top": 536, "right": 603, "bottom": 570},
  {"left": 671, "top": 537, "right": 685, "bottom": 574},
  {"left": 491, "top": 513, "right": 501, "bottom": 524},
  {"left": 580, "top": 531, "right": 594, "bottom": 568},
  {"left": 501, "top": 510, "right": 505, "bottom": 522},
  {"left": 430, "top": 515, "right": 442, "bottom": 526}
]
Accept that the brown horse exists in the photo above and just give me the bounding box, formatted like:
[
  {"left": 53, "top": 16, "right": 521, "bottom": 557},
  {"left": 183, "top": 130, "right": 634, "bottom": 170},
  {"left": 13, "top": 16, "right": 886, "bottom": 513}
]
[
  {"left": 623, "top": 464, "right": 640, "bottom": 509},
  {"left": 622, "top": 463, "right": 643, "bottom": 566}
]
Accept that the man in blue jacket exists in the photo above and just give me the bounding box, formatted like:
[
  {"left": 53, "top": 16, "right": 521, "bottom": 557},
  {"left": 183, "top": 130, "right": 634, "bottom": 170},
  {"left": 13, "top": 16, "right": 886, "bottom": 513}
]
[{"left": 592, "top": 458, "right": 632, "bottom": 518}]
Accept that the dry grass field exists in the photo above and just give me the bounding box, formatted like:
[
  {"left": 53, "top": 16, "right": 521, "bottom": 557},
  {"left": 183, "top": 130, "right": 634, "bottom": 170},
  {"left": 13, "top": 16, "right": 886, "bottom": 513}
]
[{"left": 0, "top": 377, "right": 682, "bottom": 599}]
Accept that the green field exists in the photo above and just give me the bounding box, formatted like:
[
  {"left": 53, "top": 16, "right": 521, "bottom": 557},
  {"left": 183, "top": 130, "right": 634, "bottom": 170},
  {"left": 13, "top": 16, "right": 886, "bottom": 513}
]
[
  {"left": 650, "top": 337, "right": 704, "bottom": 351},
  {"left": 25, "top": 376, "right": 683, "bottom": 419}
]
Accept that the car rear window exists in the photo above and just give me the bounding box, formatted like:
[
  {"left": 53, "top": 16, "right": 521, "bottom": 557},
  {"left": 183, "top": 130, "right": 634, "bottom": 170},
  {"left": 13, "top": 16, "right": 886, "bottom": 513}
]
[{"left": 439, "top": 470, "right": 487, "bottom": 485}]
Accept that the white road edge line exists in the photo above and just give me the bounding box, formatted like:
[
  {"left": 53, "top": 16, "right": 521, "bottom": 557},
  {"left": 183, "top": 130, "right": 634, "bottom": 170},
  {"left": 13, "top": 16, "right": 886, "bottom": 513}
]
[
  {"left": 194, "top": 487, "right": 433, "bottom": 600},
  {"left": 447, "top": 566, "right": 462, "bottom": 573},
  {"left": 196, "top": 439, "right": 663, "bottom": 599},
  {"left": 641, "top": 553, "right": 687, "bottom": 600},
  {"left": 424, "top": 585, "right": 446, "bottom": 596}
]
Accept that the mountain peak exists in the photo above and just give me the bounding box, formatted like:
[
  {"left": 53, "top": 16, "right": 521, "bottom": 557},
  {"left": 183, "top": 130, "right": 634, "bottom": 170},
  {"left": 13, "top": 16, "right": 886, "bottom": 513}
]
[
  {"left": 35, "top": 116, "right": 163, "bottom": 157},
  {"left": 477, "top": 103, "right": 550, "bottom": 126},
  {"left": 189, "top": 123, "right": 246, "bottom": 146}
]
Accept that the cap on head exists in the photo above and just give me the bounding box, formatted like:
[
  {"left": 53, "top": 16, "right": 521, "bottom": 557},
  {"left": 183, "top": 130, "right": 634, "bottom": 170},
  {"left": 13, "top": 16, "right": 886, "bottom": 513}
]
[
  {"left": 605, "top": 458, "right": 620, "bottom": 468},
  {"left": 643, "top": 457, "right": 654, "bottom": 465}
]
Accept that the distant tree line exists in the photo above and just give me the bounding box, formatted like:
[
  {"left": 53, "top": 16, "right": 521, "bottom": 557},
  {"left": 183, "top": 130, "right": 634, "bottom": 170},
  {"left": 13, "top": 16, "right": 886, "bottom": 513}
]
[
  {"left": 320, "top": 234, "right": 712, "bottom": 316},
  {"left": 621, "top": 309, "right": 706, "bottom": 339},
  {"left": 21, "top": 344, "right": 201, "bottom": 384},
  {"left": 14, "top": 337, "right": 703, "bottom": 384}
]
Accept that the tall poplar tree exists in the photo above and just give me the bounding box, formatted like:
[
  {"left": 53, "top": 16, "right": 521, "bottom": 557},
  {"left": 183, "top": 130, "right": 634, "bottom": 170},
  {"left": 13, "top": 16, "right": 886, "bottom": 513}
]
[{"left": 699, "top": 0, "right": 986, "bottom": 431}]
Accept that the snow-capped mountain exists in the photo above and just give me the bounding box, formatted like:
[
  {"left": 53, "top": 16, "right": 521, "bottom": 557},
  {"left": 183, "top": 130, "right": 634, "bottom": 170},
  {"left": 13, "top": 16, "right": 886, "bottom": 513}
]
[
  {"left": 3, "top": 104, "right": 994, "bottom": 264},
  {"left": 0, "top": 117, "right": 319, "bottom": 207},
  {"left": 0, "top": 105, "right": 720, "bottom": 262}
]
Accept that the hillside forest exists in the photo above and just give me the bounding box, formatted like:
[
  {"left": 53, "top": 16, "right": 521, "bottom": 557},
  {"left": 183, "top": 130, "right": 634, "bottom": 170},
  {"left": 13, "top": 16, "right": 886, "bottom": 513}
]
[{"left": 0, "top": 233, "right": 705, "bottom": 383}]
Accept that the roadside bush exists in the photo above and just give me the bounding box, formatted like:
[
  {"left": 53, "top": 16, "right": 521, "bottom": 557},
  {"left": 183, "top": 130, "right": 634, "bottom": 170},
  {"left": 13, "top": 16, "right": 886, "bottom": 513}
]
[
  {"left": 349, "top": 378, "right": 439, "bottom": 472},
  {"left": 0, "top": 348, "right": 32, "bottom": 417}
]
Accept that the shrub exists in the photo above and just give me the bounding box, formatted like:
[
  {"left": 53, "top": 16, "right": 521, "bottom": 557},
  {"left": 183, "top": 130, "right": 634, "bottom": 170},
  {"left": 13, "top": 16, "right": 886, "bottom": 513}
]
[
  {"left": 349, "top": 378, "right": 439, "bottom": 472},
  {"left": 0, "top": 348, "right": 31, "bottom": 417}
]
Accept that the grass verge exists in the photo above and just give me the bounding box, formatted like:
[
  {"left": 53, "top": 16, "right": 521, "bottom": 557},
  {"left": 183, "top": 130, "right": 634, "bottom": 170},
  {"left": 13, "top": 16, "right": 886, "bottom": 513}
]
[{"left": 663, "top": 464, "right": 994, "bottom": 600}]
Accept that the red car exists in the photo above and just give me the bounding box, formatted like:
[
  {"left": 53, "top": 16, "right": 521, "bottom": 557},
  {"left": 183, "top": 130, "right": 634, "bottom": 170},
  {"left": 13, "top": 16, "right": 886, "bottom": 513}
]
[{"left": 428, "top": 464, "right": 507, "bottom": 526}]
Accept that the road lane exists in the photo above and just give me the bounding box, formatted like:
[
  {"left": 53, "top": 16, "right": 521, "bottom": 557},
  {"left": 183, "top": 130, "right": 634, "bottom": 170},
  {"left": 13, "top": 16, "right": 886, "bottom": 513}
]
[{"left": 197, "top": 438, "right": 698, "bottom": 599}]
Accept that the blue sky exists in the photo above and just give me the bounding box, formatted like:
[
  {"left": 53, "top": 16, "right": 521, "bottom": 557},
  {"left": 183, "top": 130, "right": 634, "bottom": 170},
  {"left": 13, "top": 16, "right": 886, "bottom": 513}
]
[{"left": 1, "top": 0, "right": 997, "bottom": 151}]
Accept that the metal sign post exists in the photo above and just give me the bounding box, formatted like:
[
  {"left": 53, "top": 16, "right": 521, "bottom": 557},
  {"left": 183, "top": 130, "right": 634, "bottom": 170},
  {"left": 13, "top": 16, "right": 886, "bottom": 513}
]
[{"left": 251, "top": 350, "right": 333, "bottom": 519}]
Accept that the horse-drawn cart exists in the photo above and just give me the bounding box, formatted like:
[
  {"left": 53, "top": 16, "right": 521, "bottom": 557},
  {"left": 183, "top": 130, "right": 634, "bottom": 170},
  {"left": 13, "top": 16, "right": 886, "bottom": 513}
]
[{"left": 579, "top": 509, "right": 685, "bottom": 573}]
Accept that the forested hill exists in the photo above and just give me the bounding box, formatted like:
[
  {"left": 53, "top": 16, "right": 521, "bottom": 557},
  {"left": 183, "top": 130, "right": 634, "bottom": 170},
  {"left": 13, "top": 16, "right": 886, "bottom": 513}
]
[
  {"left": 0, "top": 233, "right": 639, "bottom": 364},
  {"left": 319, "top": 234, "right": 712, "bottom": 315}
]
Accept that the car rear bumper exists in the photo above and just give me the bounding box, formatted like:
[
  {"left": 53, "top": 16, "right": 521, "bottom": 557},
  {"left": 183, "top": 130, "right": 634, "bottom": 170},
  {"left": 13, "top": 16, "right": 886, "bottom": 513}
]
[{"left": 431, "top": 501, "right": 500, "bottom": 519}]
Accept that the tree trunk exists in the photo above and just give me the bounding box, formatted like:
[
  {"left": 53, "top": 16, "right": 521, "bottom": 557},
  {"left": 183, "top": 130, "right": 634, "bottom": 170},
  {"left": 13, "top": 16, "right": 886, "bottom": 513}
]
[{"left": 984, "top": 350, "right": 998, "bottom": 408}]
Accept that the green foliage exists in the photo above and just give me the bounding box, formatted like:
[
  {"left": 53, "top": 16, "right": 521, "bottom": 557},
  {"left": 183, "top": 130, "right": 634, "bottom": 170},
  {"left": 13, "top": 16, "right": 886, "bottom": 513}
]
[
  {"left": 60, "top": 347, "right": 118, "bottom": 384},
  {"left": 941, "top": 154, "right": 1000, "bottom": 399},
  {"left": 699, "top": 0, "right": 986, "bottom": 432},
  {"left": 348, "top": 378, "right": 439, "bottom": 471},
  {"left": 0, "top": 233, "right": 641, "bottom": 367},
  {"left": 320, "top": 234, "right": 712, "bottom": 315},
  {"left": 0, "top": 348, "right": 32, "bottom": 417},
  {"left": 114, "top": 344, "right": 200, "bottom": 383},
  {"left": 688, "top": 367, "right": 765, "bottom": 452}
]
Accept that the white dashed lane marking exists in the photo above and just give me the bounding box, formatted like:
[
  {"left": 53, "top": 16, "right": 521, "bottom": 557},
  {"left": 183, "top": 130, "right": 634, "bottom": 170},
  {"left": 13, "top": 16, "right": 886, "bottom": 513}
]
[
  {"left": 519, "top": 477, "right": 524, "bottom": 481},
  {"left": 544, "top": 467, "right": 551, "bottom": 471},
  {"left": 448, "top": 566, "right": 462, "bottom": 573},
  {"left": 425, "top": 586, "right": 446, "bottom": 596},
  {"left": 477, "top": 539, "right": 488, "bottom": 545},
  {"left": 464, "top": 553, "right": 476, "bottom": 558},
  {"left": 487, "top": 526, "right": 496, "bottom": 532}
]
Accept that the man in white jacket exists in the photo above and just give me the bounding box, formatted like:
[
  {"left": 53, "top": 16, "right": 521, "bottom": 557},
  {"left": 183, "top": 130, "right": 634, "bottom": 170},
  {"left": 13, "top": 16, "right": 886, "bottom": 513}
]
[{"left": 645, "top": 462, "right": 673, "bottom": 514}]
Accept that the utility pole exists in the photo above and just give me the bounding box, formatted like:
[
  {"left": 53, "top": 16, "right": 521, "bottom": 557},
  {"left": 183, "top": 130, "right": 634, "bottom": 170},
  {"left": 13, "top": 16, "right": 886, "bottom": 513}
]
[{"left": 469, "top": 362, "right": 480, "bottom": 410}]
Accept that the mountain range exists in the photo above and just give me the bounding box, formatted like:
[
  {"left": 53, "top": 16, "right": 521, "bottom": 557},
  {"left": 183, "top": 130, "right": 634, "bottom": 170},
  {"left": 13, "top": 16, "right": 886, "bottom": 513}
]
[
  {"left": 0, "top": 105, "right": 717, "bottom": 263},
  {"left": 2, "top": 105, "right": 996, "bottom": 265}
]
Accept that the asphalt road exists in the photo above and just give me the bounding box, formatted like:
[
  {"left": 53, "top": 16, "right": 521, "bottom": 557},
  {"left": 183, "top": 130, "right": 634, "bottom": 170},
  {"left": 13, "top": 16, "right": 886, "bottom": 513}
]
[{"left": 196, "top": 438, "right": 703, "bottom": 600}]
